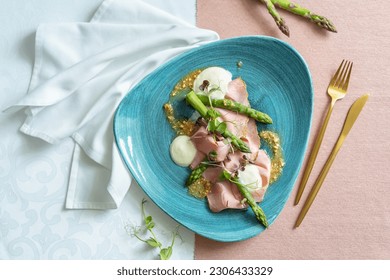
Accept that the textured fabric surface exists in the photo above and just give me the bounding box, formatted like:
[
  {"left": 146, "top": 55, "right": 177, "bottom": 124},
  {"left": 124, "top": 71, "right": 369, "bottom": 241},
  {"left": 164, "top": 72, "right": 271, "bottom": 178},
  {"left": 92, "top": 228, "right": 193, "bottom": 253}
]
[
  {"left": 5, "top": 0, "right": 217, "bottom": 210},
  {"left": 0, "top": 0, "right": 201, "bottom": 260},
  {"left": 195, "top": 0, "right": 390, "bottom": 259}
]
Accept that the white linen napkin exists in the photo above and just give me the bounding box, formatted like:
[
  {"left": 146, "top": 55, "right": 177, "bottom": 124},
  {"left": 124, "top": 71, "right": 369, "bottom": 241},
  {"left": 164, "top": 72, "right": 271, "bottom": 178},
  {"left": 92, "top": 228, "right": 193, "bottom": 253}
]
[{"left": 6, "top": 0, "right": 219, "bottom": 209}]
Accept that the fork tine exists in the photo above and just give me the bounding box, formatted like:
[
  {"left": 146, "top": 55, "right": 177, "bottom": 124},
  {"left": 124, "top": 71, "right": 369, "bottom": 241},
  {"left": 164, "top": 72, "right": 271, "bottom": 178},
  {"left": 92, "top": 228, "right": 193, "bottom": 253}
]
[
  {"left": 329, "top": 59, "right": 345, "bottom": 86},
  {"left": 334, "top": 60, "right": 348, "bottom": 88},
  {"left": 338, "top": 60, "right": 351, "bottom": 89},
  {"left": 341, "top": 62, "right": 353, "bottom": 91},
  {"left": 337, "top": 60, "right": 349, "bottom": 88}
]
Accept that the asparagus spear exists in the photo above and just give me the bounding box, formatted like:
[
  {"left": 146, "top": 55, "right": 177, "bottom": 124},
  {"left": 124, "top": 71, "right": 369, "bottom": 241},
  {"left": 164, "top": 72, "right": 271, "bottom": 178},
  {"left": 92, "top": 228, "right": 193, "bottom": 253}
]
[
  {"left": 186, "top": 91, "right": 251, "bottom": 153},
  {"left": 196, "top": 94, "right": 273, "bottom": 124},
  {"left": 259, "top": 0, "right": 337, "bottom": 36},
  {"left": 272, "top": 0, "right": 337, "bottom": 33},
  {"left": 186, "top": 162, "right": 208, "bottom": 186},
  {"left": 221, "top": 170, "right": 268, "bottom": 227},
  {"left": 260, "top": 0, "right": 290, "bottom": 36}
]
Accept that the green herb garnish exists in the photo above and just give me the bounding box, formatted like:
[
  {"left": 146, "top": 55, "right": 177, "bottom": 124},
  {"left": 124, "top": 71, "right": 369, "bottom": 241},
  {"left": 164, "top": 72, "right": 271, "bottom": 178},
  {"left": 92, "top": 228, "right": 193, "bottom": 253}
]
[{"left": 126, "top": 199, "right": 180, "bottom": 260}]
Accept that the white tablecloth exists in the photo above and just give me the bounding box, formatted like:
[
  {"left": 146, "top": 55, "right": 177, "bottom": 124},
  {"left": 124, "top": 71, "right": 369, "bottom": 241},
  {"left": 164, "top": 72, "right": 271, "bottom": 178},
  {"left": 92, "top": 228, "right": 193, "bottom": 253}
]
[{"left": 0, "top": 0, "right": 197, "bottom": 260}]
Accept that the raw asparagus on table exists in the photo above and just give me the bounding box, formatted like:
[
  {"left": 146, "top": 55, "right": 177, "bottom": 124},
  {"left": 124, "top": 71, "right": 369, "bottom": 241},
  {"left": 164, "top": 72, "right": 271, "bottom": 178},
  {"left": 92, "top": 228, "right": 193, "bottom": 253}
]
[
  {"left": 221, "top": 170, "right": 269, "bottom": 228},
  {"left": 196, "top": 94, "right": 273, "bottom": 124},
  {"left": 186, "top": 91, "right": 251, "bottom": 153},
  {"left": 260, "top": 0, "right": 290, "bottom": 36},
  {"left": 259, "top": 0, "right": 337, "bottom": 36},
  {"left": 273, "top": 0, "right": 337, "bottom": 32}
]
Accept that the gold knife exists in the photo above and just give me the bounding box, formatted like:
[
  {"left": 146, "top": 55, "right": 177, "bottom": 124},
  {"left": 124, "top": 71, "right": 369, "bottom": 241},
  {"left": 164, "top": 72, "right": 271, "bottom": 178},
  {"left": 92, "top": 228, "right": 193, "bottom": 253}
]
[{"left": 295, "top": 94, "right": 369, "bottom": 228}]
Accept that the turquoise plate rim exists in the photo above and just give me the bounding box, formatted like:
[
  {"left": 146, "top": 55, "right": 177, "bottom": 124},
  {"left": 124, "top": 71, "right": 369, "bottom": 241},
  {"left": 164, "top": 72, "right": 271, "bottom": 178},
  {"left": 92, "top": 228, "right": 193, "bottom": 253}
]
[{"left": 114, "top": 35, "right": 313, "bottom": 242}]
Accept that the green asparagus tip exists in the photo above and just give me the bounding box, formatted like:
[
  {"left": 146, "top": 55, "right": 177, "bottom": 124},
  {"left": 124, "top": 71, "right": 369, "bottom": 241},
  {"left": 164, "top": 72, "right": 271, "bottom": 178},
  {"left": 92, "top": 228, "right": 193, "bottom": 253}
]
[
  {"left": 263, "top": 114, "right": 273, "bottom": 124},
  {"left": 277, "top": 19, "right": 290, "bottom": 37}
]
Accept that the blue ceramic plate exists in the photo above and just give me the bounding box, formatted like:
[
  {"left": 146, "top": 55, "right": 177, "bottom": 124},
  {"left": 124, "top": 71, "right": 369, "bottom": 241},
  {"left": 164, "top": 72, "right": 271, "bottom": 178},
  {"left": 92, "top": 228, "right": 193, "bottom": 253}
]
[{"left": 114, "top": 36, "right": 313, "bottom": 242}]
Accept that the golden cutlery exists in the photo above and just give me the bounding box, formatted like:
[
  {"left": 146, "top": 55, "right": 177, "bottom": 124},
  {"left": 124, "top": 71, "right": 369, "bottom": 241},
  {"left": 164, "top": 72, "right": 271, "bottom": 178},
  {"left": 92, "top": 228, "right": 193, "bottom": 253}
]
[
  {"left": 295, "top": 60, "right": 353, "bottom": 205},
  {"left": 294, "top": 94, "right": 369, "bottom": 227}
]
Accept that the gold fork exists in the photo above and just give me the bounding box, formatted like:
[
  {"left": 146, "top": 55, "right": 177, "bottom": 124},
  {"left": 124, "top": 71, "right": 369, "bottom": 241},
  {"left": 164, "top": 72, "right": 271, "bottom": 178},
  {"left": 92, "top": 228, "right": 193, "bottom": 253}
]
[{"left": 294, "top": 60, "right": 353, "bottom": 205}]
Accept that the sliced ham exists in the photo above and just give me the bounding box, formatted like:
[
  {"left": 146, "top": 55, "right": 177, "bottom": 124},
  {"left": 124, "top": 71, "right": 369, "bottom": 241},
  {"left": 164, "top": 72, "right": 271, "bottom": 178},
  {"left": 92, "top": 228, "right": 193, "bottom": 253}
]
[
  {"left": 188, "top": 77, "right": 272, "bottom": 213},
  {"left": 226, "top": 78, "right": 249, "bottom": 105},
  {"left": 207, "top": 181, "right": 247, "bottom": 212},
  {"left": 243, "top": 118, "right": 261, "bottom": 158},
  {"left": 217, "top": 108, "right": 249, "bottom": 138},
  {"left": 190, "top": 126, "right": 217, "bottom": 155},
  {"left": 251, "top": 187, "right": 267, "bottom": 202},
  {"left": 253, "top": 149, "right": 272, "bottom": 188},
  {"left": 202, "top": 166, "right": 224, "bottom": 183},
  {"left": 223, "top": 151, "right": 245, "bottom": 173},
  {"left": 206, "top": 154, "right": 271, "bottom": 212},
  {"left": 189, "top": 151, "right": 205, "bottom": 170},
  {"left": 190, "top": 126, "right": 230, "bottom": 168}
]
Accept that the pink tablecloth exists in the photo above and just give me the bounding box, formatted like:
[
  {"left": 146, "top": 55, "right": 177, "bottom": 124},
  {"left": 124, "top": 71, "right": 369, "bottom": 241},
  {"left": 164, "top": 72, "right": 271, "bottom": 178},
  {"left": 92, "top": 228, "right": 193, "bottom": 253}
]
[{"left": 195, "top": 0, "right": 390, "bottom": 259}]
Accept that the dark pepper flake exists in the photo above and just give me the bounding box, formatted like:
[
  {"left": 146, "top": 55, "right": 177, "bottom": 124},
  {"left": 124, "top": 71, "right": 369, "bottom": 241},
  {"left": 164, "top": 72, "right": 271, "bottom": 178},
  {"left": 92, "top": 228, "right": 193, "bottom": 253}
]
[
  {"left": 196, "top": 117, "right": 208, "bottom": 127},
  {"left": 199, "top": 80, "right": 210, "bottom": 91}
]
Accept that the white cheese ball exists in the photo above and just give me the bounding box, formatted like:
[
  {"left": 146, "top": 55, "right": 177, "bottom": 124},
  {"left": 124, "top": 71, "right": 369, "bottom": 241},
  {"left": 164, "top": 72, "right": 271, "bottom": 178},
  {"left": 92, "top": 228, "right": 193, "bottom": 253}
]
[
  {"left": 169, "top": 135, "right": 197, "bottom": 167},
  {"left": 193, "top": 67, "right": 232, "bottom": 100},
  {"left": 237, "top": 164, "right": 262, "bottom": 191}
]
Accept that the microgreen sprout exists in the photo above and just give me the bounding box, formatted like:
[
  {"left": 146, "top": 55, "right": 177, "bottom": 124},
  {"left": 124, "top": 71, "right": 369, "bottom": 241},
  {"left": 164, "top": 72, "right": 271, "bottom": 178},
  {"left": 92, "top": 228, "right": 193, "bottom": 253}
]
[{"left": 126, "top": 199, "right": 181, "bottom": 260}]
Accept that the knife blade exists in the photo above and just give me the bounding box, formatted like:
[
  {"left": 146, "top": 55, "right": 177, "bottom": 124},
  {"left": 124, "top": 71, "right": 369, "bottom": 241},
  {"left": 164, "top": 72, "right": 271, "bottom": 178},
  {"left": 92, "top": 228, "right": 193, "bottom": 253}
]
[{"left": 295, "top": 94, "right": 369, "bottom": 228}]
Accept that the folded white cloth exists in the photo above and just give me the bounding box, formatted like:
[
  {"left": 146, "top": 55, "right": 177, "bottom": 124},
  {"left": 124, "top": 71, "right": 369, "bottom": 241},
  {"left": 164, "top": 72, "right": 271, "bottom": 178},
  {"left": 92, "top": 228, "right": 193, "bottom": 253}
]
[{"left": 6, "top": 0, "right": 219, "bottom": 209}]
